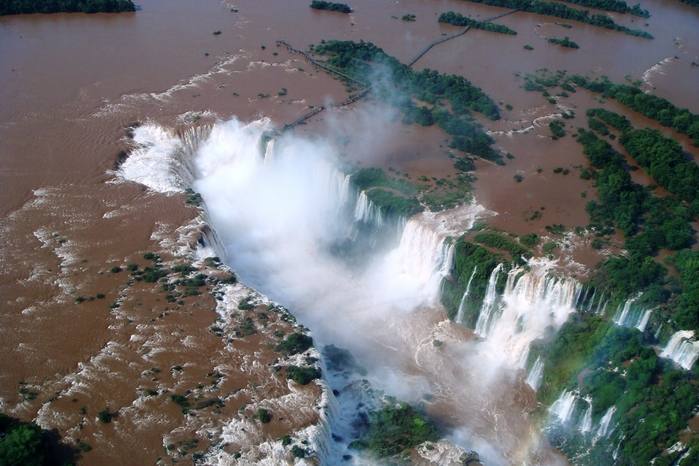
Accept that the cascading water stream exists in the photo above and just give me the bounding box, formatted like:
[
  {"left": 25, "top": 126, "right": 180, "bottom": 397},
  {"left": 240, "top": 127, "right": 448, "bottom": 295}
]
[
  {"left": 476, "top": 261, "right": 582, "bottom": 366},
  {"left": 353, "top": 190, "right": 383, "bottom": 227},
  {"left": 595, "top": 406, "right": 616, "bottom": 439},
  {"left": 474, "top": 264, "right": 503, "bottom": 337},
  {"left": 525, "top": 356, "right": 544, "bottom": 391},
  {"left": 586, "top": 290, "right": 596, "bottom": 312},
  {"left": 595, "top": 296, "right": 606, "bottom": 315},
  {"left": 635, "top": 309, "right": 652, "bottom": 333},
  {"left": 579, "top": 400, "right": 593, "bottom": 434},
  {"left": 613, "top": 294, "right": 651, "bottom": 332},
  {"left": 550, "top": 390, "right": 577, "bottom": 424},
  {"left": 661, "top": 330, "right": 699, "bottom": 370},
  {"left": 455, "top": 266, "right": 477, "bottom": 324}
]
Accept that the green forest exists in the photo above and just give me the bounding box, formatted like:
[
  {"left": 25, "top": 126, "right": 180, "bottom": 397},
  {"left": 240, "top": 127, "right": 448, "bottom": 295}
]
[{"left": 0, "top": 0, "right": 135, "bottom": 15}]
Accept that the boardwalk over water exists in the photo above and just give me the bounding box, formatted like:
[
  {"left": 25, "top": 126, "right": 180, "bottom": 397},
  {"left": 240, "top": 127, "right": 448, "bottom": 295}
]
[{"left": 279, "top": 9, "right": 518, "bottom": 129}]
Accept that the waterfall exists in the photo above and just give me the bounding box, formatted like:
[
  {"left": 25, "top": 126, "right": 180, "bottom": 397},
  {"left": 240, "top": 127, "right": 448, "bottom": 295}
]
[
  {"left": 636, "top": 309, "right": 652, "bottom": 333},
  {"left": 474, "top": 264, "right": 503, "bottom": 337},
  {"left": 119, "top": 123, "right": 202, "bottom": 193},
  {"left": 612, "top": 440, "right": 622, "bottom": 460},
  {"left": 518, "top": 344, "right": 530, "bottom": 370},
  {"left": 660, "top": 330, "right": 699, "bottom": 370},
  {"left": 455, "top": 267, "right": 477, "bottom": 324},
  {"left": 439, "top": 240, "right": 456, "bottom": 278},
  {"left": 654, "top": 324, "right": 663, "bottom": 341},
  {"left": 335, "top": 172, "right": 352, "bottom": 206},
  {"left": 595, "top": 296, "right": 605, "bottom": 315},
  {"left": 380, "top": 215, "right": 459, "bottom": 307},
  {"left": 525, "top": 356, "right": 544, "bottom": 391},
  {"left": 613, "top": 297, "right": 635, "bottom": 326},
  {"left": 262, "top": 138, "right": 275, "bottom": 165},
  {"left": 577, "top": 288, "right": 589, "bottom": 309},
  {"left": 476, "top": 261, "right": 582, "bottom": 365},
  {"left": 586, "top": 290, "right": 596, "bottom": 312},
  {"left": 613, "top": 295, "right": 650, "bottom": 331},
  {"left": 550, "top": 390, "right": 577, "bottom": 424},
  {"left": 579, "top": 400, "right": 593, "bottom": 434},
  {"left": 353, "top": 190, "right": 384, "bottom": 227},
  {"left": 595, "top": 406, "right": 616, "bottom": 439}
]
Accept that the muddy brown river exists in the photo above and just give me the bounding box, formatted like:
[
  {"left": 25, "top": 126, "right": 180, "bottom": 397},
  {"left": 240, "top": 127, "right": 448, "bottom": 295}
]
[{"left": 1, "top": 0, "right": 698, "bottom": 464}]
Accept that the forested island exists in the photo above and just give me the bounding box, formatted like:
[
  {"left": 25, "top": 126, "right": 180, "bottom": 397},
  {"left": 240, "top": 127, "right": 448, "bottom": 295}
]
[
  {"left": 309, "top": 0, "right": 351, "bottom": 14},
  {"left": 459, "top": 0, "right": 653, "bottom": 38},
  {"left": 438, "top": 11, "right": 518, "bottom": 34},
  {"left": 0, "top": 0, "right": 135, "bottom": 15},
  {"left": 547, "top": 36, "right": 580, "bottom": 48}
]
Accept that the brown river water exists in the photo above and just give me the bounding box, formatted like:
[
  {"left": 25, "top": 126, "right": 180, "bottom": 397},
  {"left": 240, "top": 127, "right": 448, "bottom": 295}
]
[{"left": 1, "top": 0, "right": 698, "bottom": 464}]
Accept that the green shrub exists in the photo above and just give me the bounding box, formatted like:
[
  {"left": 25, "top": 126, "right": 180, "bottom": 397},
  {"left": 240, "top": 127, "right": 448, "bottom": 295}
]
[
  {"left": 286, "top": 366, "right": 321, "bottom": 385},
  {"left": 291, "top": 445, "right": 307, "bottom": 458},
  {"left": 256, "top": 408, "right": 272, "bottom": 423},
  {"left": 97, "top": 407, "right": 113, "bottom": 424},
  {"left": 519, "top": 233, "right": 540, "bottom": 248},
  {"left": 348, "top": 404, "right": 439, "bottom": 457}
]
